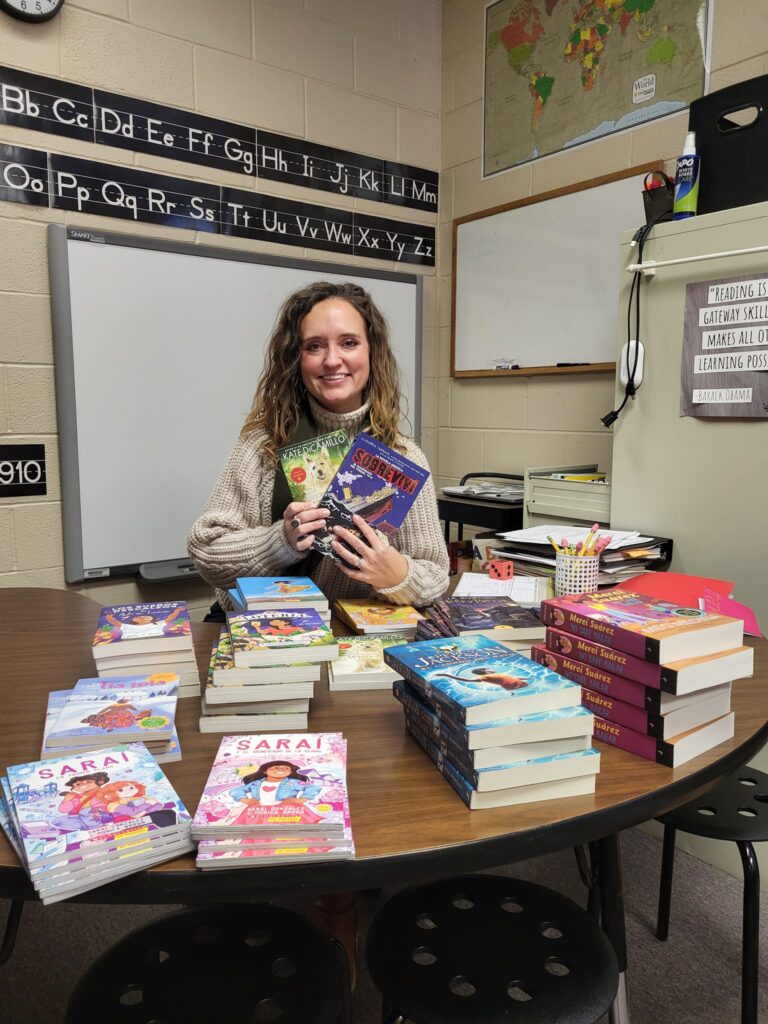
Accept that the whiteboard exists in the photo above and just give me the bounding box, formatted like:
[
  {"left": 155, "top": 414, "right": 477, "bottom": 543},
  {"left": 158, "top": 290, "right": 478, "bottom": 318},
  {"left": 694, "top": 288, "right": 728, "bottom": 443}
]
[
  {"left": 49, "top": 227, "right": 421, "bottom": 582},
  {"left": 452, "top": 167, "right": 654, "bottom": 375}
]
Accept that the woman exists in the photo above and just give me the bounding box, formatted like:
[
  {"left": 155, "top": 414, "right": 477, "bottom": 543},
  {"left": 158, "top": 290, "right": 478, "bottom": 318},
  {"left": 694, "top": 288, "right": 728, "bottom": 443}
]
[{"left": 187, "top": 280, "right": 448, "bottom": 609}]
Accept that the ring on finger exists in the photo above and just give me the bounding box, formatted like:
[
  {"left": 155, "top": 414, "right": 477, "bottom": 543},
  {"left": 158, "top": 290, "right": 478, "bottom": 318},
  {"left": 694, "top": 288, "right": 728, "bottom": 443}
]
[
  {"left": 290, "top": 516, "right": 300, "bottom": 529},
  {"left": 353, "top": 555, "right": 363, "bottom": 570}
]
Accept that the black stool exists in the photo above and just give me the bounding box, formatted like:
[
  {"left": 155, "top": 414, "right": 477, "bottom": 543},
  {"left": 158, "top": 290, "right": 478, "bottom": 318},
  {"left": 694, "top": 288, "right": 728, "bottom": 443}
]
[
  {"left": 66, "top": 903, "right": 352, "bottom": 1024},
  {"left": 366, "top": 874, "right": 618, "bottom": 1023},
  {"left": 656, "top": 767, "right": 768, "bottom": 1024}
]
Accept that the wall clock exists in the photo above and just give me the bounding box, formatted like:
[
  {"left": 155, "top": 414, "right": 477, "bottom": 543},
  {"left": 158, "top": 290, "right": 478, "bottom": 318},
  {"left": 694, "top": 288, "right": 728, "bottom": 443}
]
[{"left": 0, "top": 0, "right": 64, "bottom": 22}]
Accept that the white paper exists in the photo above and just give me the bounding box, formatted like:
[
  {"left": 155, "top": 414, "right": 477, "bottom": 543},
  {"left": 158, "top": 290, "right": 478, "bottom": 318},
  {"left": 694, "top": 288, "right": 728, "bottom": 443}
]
[
  {"left": 453, "top": 572, "right": 540, "bottom": 602},
  {"left": 496, "top": 525, "right": 654, "bottom": 550}
]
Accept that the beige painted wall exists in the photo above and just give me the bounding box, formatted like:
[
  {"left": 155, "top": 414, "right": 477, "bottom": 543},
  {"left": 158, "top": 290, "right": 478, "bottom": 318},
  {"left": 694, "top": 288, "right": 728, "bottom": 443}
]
[{"left": 0, "top": 0, "right": 440, "bottom": 616}]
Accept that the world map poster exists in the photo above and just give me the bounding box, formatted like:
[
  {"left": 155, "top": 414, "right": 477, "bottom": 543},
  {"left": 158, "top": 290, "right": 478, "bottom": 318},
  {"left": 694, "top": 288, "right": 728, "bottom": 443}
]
[{"left": 483, "top": 0, "right": 709, "bottom": 175}]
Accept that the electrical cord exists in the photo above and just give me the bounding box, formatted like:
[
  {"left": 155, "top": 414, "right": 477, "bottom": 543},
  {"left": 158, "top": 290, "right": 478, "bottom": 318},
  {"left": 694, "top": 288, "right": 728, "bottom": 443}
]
[{"left": 601, "top": 208, "right": 671, "bottom": 427}]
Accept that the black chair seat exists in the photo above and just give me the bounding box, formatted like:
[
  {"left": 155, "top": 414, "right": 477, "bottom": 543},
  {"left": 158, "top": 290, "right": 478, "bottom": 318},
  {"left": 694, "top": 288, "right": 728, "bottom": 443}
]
[
  {"left": 658, "top": 767, "right": 768, "bottom": 841},
  {"left": 66, "top": 904, "right": 349, "bottom": 1024},
  {"left": 366, "top": 874, "right": 618, "bottom": 1024}
]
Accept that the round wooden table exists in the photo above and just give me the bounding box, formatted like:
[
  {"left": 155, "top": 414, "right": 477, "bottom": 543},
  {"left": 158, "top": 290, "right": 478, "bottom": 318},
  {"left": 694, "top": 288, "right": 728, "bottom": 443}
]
[{"left": 1, "top": 587, "right": 766, "bottom": 901}]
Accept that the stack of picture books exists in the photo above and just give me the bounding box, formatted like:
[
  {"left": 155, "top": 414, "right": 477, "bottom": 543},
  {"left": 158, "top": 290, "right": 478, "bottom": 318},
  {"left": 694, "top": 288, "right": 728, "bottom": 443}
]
[
  {"left": 227, "top": 575, "right": 330, "bottom": 621},
  {"left": 383, "top": 635, "right": 600, "bottom": 810},
  {"left": 0, "top": 742, "right": 194, "bottom": 904},
  {"left": 200, "top": 630, "right": 316, "bottom": 733},
  {"left": 91, "top": 601, "right": 199, "bottom": 698},
  {"left": 41, "top": 675, "right": 181, "bottom": 763},
  {"left": 334, "top": 597, "right": 424, "bottom": 639},
  {"left": 191, "top": 733, "right": 353, "bottom": 869},
  {"left": 328, "top": 633, "right": 405, "bottom": 692},
  {"left": 414, "top": 595, "right": 545, "bottom": 653},
  {"left": 536, "top": 589, "right": 751, "bottom": 766},
  {"left": 198, "top": 578, "right": 339, "bottom": 733}
]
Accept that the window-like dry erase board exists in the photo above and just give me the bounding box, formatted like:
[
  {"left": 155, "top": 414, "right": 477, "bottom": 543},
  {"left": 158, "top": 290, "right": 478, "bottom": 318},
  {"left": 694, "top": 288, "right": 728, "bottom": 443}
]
[{"left": 451, "top": 165, "right": 655, "bottom": 377}]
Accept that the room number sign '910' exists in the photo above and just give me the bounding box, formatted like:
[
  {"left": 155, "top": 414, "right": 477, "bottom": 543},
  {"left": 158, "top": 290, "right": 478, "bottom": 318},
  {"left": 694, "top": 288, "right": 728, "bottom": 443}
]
[{"left": 0, "top": 445, "right": 47, "bottom": 497}]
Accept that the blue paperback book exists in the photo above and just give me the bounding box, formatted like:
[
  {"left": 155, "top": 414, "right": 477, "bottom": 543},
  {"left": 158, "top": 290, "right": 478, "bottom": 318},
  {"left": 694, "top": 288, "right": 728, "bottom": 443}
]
[
  {"left": 311, "top": 432, "right": 429, "bottom": 560},
  {"left": 384, "top": 635, "right": 581, "bottom": 725},
  {"left": 234, "top": 576, "right": 328, "bottom": 609}
]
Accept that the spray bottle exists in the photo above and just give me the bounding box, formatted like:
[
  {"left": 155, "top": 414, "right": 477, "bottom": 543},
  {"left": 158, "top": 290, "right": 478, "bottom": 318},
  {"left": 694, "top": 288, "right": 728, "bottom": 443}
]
[{"left": 672, "top": 131, "right": 701, "bottom": 220}]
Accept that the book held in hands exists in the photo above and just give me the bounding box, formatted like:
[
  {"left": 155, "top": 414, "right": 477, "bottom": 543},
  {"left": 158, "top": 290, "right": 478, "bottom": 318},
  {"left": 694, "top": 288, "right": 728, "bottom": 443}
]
[{"left": 277, "top": 429, "right": 350, "bottom": 504}]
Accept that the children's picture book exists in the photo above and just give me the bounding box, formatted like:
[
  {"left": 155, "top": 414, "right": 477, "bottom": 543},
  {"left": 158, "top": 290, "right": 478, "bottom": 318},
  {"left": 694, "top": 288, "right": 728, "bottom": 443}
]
[
  {"left": 208, "top": 631, "right": 321, "bottom": 687},
  {"left": 45, "top": 686, "right": 177, "bottom": 749},
  {"left": 310, "top": 432, "right": 429, "bottom": 560},
  {"left": 333, "top": 598, "right": 424, "bottom": 635},
  {"left": 226, "top": 608, "right": 339, "bottom": 667},
  {"left": 277, "top": 429, "right": 350, "bottom": 503},
  {"left": 235, "top": 576, "right": 329, "bottom": 610},
  {"left": 540, "top": 590, "right": 744, "bottom": 664},
  {"left": 432, "top": 596, "right": 545, "bottom": 641},
  {"left": 329, "top": 633, "right": 406, "bottom": 690},
  {"left": 191, "top": 733, "right": 349, "bottom": 837},
  {"left": 5, "top": 742, "right": 192, "bottom": 871},
  {"left": 383, "top": 635, "right": 582, "bottom": 725},
  {"left": 91, "top": 602, "right": 192, "bottom": 657},
  {"left": 543, "top": 627, "right": 753, "bottom": 695}
]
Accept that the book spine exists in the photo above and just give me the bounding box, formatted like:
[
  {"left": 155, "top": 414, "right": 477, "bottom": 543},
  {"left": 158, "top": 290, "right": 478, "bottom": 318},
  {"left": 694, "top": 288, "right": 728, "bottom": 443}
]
[
  {"left": 531, "top": 645, "right": 664, "bottom": 712},
  {"left": 384, "top": 654, "right": 467, "bottom": 724},
  {"left": 593, "top": 716, "right": 671, "bottom": 766},
  {"left": 405, "top": 719, "right": 473, "bottom": 808},
  {"left": 540, "top": 601, "right": 651, "bottom": 659},
  {"left": 545, "top": 627, "right": 662, "bottom": 687},
  {"left": 581, "top": 689, "right": 661, "bottom": 737},
  {"left": 400, "top": 707, "right": 478, "bottom": 782},
  {"left": 393, "top": 680, "right": 468, "bottom": 743}
]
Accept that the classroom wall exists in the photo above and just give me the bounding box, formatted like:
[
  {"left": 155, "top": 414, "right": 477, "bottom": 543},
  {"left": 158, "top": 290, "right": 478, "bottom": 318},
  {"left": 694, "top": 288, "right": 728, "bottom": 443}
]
[
  {"left": 435, "top": 0, "right": 768, "bottom": 494},
  {"left": 0, "top": 0, "right": 440, "bottom": 615}
]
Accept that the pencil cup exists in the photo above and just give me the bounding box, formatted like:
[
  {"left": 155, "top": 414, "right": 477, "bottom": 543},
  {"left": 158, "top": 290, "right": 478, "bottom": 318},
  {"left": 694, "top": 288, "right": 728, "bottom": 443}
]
[{"left": 554, "top": 553, "right": 600, "bottom": 597}]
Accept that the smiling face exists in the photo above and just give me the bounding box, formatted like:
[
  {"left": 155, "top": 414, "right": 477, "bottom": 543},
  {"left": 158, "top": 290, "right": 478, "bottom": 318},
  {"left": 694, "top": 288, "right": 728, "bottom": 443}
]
[
  {"left": 299, "top": 298, "right": 370, "bottom": 414},
  {"left": 265, "top": 763, "right": 293, "bottom": 781}
]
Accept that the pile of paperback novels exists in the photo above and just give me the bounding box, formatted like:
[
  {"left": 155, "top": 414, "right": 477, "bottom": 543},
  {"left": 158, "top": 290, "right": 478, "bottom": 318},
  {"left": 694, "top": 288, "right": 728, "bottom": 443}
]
[
  {"left": 199, "top": 577, "right": 338, "bottom": 733},
  {"left": 384, "top": 635, "right": 600, "bottom": 810},
  {"left": 41, "top": 675, "right": 181, "bottom": 763},
  {"left": 191, "top": 733, "right": 353, "bottom": 869},
  {"left": 91, "top": 601, "right": 199, "bottom": 698},
  {"left": 414, "top": 595, "right": 545, "bottom": 653},
  {"left": 535, "top": 589, "right": 752, "bottom": 766},
  {"left": 0, "top": 742, "right": 193, "bottom": 904}
]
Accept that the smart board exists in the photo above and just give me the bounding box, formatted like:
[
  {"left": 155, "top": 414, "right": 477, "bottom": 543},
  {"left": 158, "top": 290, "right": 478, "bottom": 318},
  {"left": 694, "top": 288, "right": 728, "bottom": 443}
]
[{"left": 49, "top": 226, "right": 422, "bottom": 582}]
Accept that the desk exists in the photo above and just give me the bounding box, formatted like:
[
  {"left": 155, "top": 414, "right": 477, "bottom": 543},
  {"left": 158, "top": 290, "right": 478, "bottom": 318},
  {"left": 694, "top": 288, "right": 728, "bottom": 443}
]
[
  {"left": 2, "top": 589, "right": 768, "bottom": 1022},
  {"left": 438, "top": 495, "right": 523, "bottom": 542}
]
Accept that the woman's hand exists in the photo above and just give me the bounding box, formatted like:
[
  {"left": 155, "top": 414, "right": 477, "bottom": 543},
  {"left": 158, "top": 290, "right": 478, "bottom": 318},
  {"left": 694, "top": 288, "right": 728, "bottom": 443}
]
[
  {"left": 332, "top": 514, "right": 408, "bottom": 590},
  {"left": 283, "top": 501, "right": 330, "bottom": 552}
]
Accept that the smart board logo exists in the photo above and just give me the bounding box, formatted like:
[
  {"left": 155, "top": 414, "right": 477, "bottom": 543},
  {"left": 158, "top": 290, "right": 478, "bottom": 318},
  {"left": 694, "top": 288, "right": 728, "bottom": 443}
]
[{"left": 70, "top": 230, "right": 92, "bottom": 239}]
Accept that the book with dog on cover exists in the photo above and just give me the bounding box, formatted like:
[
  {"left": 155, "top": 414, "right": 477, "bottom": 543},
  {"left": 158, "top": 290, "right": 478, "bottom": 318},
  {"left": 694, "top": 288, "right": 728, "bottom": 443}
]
[{"left": 278, "top": 430, "right": 350, "bottom": 503}]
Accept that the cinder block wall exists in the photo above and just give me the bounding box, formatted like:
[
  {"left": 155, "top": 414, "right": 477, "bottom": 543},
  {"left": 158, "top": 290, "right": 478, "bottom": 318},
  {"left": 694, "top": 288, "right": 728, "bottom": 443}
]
[{"left": 0, "top": 0, "right": 440, "bottom": 615}]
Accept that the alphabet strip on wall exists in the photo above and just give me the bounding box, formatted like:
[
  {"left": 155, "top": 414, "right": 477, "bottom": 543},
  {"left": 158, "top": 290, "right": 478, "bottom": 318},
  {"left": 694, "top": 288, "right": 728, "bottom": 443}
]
[
  {"left": 0, "top": 65, "right": 439, "bottom": 212},
  {"left": 0, "top": 143, "right": 436, "bottom": 266}
]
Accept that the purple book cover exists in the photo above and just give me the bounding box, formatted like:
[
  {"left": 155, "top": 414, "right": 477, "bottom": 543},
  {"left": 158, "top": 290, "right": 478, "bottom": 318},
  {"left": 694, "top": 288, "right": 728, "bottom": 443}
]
[
  {"left": 311, "top": 432, "right": 429, "bottom": 560},
  {"left": 531, "top": 645, "right": 657, "bottom": 711},
  {"left": 544, "top": 627, "right": 662, "bottom": 687},
  {"left": 593, "top": 716, "right": 660, "bottom": 762},
  {"left": 92, "top": 602, "right": 191, "bottom": 648}
]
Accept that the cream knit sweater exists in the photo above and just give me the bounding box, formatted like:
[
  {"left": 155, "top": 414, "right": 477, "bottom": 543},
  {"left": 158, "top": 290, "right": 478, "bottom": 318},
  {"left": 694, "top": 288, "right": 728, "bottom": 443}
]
[{"left": 187, "top": 396, "right": 449, "bottom": 609}]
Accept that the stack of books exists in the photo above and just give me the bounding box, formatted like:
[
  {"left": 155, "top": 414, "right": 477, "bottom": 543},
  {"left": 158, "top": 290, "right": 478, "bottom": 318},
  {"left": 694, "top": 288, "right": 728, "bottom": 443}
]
[
  {"left": 333, "top": 597, "right": 424, "bottom": 639},
  {"left": 92, "top": 601, "right": 199, "bottom": 698},
  {"left": 0, "top": 742, "right": 194, "bottom": 904},
  {"left": 536, "top": 589, "right": 751, "bottom": 766},
  {"left": 414, "top": 595, "right": 545, "bottom": 654},
  {"left": 328, "top": 633, "right": 405, "bottom": 692},
  {"left": 383, "top": 635, "right": 600, "bottom": 809},
  {"left": 191, "top": 733, "right": 353, "bottom": 869},
  {"left": 228, "top": 575, "right": 331, "bottom": 621},
  {"left": 199, "top": 579, "right": 338, "bottom": 733},
  {"left": 41, "top": 676, "right": 181, "bottom": 763}
]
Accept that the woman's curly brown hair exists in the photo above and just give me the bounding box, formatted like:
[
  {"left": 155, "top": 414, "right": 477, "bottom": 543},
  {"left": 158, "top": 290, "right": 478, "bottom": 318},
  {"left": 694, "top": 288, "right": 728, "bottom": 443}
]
[{"left": 241, "top": 281, "right": 406, "bottom": 464}]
